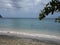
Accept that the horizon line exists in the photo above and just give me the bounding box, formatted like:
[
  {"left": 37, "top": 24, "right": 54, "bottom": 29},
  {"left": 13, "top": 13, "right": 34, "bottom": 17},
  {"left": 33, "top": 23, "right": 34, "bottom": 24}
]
[{"left": 0, "top": 17, "right": 56, "bottom": 19}]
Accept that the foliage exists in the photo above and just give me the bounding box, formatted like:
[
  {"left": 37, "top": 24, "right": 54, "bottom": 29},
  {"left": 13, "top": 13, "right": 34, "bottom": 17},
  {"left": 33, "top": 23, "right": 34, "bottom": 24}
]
[{"left": 39, "top": 0, "right": 60, "bottom": 20}]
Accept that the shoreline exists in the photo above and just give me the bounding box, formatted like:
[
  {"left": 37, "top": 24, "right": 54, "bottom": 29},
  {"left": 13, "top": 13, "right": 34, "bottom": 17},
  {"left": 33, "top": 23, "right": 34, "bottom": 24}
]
[
  {"left": 0, "top": 31, "right": 60, "bottom": 44},
  {"left": 0, "top": 35, "right": 60, "bottom": 45}
]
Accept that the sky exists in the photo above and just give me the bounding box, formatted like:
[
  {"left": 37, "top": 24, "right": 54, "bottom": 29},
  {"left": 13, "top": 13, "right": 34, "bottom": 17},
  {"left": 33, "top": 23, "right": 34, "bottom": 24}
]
[{"left": 0, "top": 0, "right": 60, "bottom": 18}]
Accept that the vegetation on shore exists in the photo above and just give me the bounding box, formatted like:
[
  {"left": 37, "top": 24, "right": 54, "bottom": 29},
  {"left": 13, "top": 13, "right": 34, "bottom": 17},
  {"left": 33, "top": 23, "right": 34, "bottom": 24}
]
[{"left": 0, "top": 15, "right": 2, "bottom": 18}]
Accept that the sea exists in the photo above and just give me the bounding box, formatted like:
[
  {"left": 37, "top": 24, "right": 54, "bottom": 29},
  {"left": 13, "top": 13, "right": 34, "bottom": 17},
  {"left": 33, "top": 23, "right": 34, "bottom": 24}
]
[{"left": 0, "top": 18, "right": 60, "bottom": 42}]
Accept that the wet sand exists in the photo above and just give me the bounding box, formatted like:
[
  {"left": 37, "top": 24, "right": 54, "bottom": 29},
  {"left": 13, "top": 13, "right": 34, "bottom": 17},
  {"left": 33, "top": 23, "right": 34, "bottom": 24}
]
[
  {"left": 0, "top": 35, "right": 60, "bottom": 45},
  {"left": 0, "top": 30, "right": 60, "bottom": 45}
]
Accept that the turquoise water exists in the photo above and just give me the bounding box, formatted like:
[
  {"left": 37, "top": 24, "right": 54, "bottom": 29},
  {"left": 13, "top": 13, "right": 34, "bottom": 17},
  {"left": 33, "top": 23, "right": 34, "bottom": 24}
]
[{"left": 0, "top": 18, "right": 60, "bottom": 36}]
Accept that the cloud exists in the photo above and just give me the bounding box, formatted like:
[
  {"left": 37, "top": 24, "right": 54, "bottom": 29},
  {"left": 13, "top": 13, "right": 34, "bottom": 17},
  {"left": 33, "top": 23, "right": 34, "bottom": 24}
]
[
  {"left": 10, "top": 0, "right": 22, "bottom": 9},
  {"left": 0, "top": 0, "right": 22, "bottom": 9},
  {"left": 0, "top": 0, "right": 52, "bottom": 18},
  {"left": 0, "top": 0, "right": 12, "bottom": 9},
  {"left": 0, "top": 0, "right": 51, "bottom": 9}
]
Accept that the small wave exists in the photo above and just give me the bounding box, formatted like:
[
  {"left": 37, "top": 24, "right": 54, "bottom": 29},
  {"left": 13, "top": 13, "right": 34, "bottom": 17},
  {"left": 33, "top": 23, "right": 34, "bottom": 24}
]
[{"left": 0, "top": 31, "right": 60, "bottom": 43}]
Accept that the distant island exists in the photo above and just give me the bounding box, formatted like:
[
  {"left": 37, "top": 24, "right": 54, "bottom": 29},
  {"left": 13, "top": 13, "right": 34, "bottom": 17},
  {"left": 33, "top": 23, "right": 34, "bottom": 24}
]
[{"left": 0, "top": 15, "right": 2, "bottom": 18}]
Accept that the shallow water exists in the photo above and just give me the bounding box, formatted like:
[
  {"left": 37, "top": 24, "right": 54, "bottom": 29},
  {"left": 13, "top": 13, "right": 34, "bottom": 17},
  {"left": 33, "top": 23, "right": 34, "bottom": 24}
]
[{"left": 0, "top": 18, "right": 60, "bottom": 36}]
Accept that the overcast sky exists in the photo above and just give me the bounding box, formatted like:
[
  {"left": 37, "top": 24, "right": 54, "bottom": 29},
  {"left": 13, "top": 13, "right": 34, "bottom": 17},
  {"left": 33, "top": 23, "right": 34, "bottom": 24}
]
[{"left": 0, "top": 0, "right": 60, "bottom": 18}]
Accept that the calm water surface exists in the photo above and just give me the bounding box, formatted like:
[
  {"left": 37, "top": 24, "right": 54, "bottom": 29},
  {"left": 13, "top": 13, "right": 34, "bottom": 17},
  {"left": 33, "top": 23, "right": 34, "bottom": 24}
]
[{"left": 0, "top": 18, "right": 60, "bottom": 36}]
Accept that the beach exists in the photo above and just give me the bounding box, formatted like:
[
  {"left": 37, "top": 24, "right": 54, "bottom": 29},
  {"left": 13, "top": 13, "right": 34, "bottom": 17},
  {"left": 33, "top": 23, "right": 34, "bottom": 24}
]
[
  {"left": 0, "top": 31, "right": 60, "bottom": 45},
  {"left": 0, "top": 35, "right": 60, "bottom": 45},
  {"left": 0, "top": 19, "right": 60, "bottom": 45}
]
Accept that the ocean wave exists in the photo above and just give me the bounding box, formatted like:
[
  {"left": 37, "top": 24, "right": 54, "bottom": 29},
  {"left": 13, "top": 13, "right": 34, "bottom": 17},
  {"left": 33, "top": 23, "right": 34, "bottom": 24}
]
[{"left": 0, "top": 31, "right": 60, "bottom": 43}]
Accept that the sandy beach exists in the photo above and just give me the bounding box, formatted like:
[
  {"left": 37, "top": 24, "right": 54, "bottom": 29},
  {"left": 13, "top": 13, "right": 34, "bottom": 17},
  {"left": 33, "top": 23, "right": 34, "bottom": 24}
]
[
  {"left": 0, "top": 31, "right": 60, "bottom": 45},
  {"left": 0, "top": 35, "right": 60, "bottom": 45}
]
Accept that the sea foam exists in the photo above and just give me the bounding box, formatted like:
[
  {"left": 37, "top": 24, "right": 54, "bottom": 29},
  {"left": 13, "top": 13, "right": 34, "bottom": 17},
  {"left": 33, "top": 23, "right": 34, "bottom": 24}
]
[{"left": 0, "top": 31, "right": 60, "bottom": 43}]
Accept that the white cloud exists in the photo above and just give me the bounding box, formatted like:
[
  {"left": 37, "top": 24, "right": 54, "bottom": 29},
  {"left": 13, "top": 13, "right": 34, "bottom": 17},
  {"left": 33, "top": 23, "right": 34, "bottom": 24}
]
[
  {"left": 0, "top": 0, "right": 50, "bottom": 9},
  {"left": 0, "top": 0, "right": 52, "bottom": 18},
  {"left": 0, "top": 0, "right": 41, "bottom": 10},
  {"left": 35, "top": 0, "right": 41, "bottom": 5},
  {"left": 5, "top": 3, "right": 12, "bottom": 8},
  {"left": 0, "top": 0, "right": 12, "bottom": 9}
]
